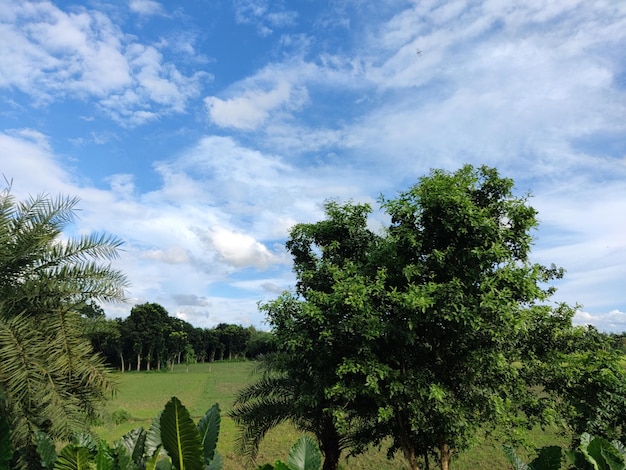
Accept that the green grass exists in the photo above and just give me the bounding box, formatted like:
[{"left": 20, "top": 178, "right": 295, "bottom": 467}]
[{"left": 92, "top": 362, "right": 568, "bottom": 469}]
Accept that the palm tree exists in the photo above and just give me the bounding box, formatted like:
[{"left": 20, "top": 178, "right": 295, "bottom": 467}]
[
  {"left": 229, "top": 353, "right": 376, "bottom": 470},
  {"left": 0, "top": 186, "right": 128, "bottom": 469}
]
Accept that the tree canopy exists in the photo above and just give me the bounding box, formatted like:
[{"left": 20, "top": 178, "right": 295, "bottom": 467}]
[{"left": 232, "top": 165, "right": 625, "bottom": 470}]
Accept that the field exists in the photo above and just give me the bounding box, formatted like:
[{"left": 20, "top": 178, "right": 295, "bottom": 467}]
[{"left": 92, "top": 362, "right": 568, "bottom": 469}]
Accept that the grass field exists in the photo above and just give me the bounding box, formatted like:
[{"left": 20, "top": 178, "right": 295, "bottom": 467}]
[{"left": 91, "top": 362, "right": 568, "bottom": 469}]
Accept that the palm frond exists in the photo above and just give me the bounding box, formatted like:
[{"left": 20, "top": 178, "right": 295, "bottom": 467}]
[{"left": 0, "top": 188, "right": 126, "bottom": 469}]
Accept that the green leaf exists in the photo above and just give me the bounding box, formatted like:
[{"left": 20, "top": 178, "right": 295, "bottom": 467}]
[
  {"left": 274, "top": 461, "right": 290, "bottom": 470},
  {"left": 197, "top": 403, "right": 220, "bottom": 465},
  {"left": 120, "top": 427, "right": 147, "bottom": 466},
  {"left": 160, "top": 397, "right": 203, "bottom": 470},
  {"left": 35, "top": 431, "right": 57, "bottom": 469},
  {"left": 503, "top": 444, "right": 530, "bottom": 470},
  {"left": 155, "top": 459, "right": 173, "bottom": 470},
  {"left": 206, "top": 451, "right": 223, "bottom": 470},
  {"left": 95, "top": 441, "right": 115, "bottom": 470},
  {"left": 599, "top": 442, "right": 626, "bottom": 470},
  {"left": 529, "top": 446, "right": 562, "bottom": 470},
  {"left": 72, "top": 433, "right": 98, "bottom": 453},
  {"left": 113, "top": 441, "right": 136, "bottom": 470},
  {"left": 0, "top": 416, "right": 13, "bottom": 470},
  {"left": 287, "top": 436, "right": 321, "bottom": 470},
  {"left": 144, "top": 447, "right": 163, "bottom": 470},
  {"left": 146, "top": 412, "right": 163, "bottom": 459},
  {"left": 54, "top": 445, "right": 95, "bottom": 470}
]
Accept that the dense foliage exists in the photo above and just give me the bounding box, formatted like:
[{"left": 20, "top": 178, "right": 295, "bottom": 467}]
[
  {"left": 82, "top": 304, "right": 276, "bottom": 371},
  {"left": 231, "top": 165, "right": 626, "bottom": 470},
  {"left": 0, "top": 187, "right": 128, "bottom": 469}
]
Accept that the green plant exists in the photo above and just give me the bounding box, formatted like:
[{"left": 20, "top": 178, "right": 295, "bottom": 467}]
[
  {"left": 0, "top": 187, "right": 128, "bottom": 469},
  {"left": 111, "top": 408, "right": 132, "bottom": 425},
  {"left": 257, "top": 436, "right": 322, "bottom": 470},
  {"left": 32, "top": 397, "right": 222, "bottom": 470},
  {"left": 504, "top": 432, "right": 626, "bottom": 470},
  {"left": 0, "top": 415, "right": 12, "bottom": 470}
]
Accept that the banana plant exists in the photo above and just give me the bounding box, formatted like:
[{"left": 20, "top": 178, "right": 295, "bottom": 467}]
[{"left": 33, "top": 397, "right": 222, "bottom": 470}]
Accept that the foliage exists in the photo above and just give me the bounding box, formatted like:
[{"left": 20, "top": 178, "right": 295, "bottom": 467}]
[
  {"left": 232, "top": 201, "right": 383, "bottom": 470},
  {"left": 505, "top": 432, "right": 626, "bottom": 470},
  {"left": 237, "top": 165, "right": 626, "bottom": 470},
  {"left": 0, "top": 415, "right": 12, "bottom": 470},
  {"left": 257, "top": 435, "right": 323, "bottom": 470},
  {"left": 21, "top": 397, "right": 223, "bottom": 470},
  {"left": 0, "top": 187, "right": 128, "bottom": 469}
]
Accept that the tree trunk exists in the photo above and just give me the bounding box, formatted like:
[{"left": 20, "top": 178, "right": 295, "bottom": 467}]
[
  {"left": 396, "top": 409, "right": 420, "bottom": 470},
  {"left": 136, "top": 353, "right": 141, "bottom": 371},
  {"left": 439, "top": 441, "right": 451, "bottom": 470},
  {"left": 319, "top": 416, "right": 344, "bottom": 470},
  {"left": 401, "top": 445, "right": 419, "bottom": 470},
  {"left": 321, "top": 446, "right": 341, "bottom": 470},
  {"left": 119, "top": 352, "right": 125, "bottom": 373}
]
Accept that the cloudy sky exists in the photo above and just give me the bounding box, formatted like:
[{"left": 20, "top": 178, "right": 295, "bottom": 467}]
[{"left": 1, "top": 0, "right": 625, "bottom": 331}]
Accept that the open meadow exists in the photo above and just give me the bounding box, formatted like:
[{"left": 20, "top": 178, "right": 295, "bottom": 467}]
[{"left": 92, "top": 362, "right": 568, "bottom": 470}]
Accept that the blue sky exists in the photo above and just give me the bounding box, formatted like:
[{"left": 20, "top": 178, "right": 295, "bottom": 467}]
[{"left": 1, "top": 0, "right": 625, "bottom": 331}]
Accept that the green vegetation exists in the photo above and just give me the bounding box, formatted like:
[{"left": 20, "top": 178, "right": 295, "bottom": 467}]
[
  {"left": 87, "top": 362, "right": 568, "bottom": 469},
  {"left": 31, "top": 396, "right": 222, "bottom": 469},
  {"left": 83, "top": 305, "right": 275, "bottom": 372},
  {"left": 0, "top": 187, "right": 128, "bottom": 469},
  {"left": 230, "top": 165, "right": 626, "bottom": 470},
  {"left": 3, "top": 166, "right": 626, "bottom": 470}
]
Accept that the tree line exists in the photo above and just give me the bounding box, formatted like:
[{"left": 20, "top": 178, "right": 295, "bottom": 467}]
[{"left": 79, "top": 302, "right": 276, "bottom": 372}]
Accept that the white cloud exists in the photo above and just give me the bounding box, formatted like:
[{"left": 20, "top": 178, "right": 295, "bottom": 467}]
[
  {"left": 171, "top": 294, "right": 211, "bottom": 307},
  {"left": 0, "top": 2, "right": 205, "bottom": 125},
  {"left": 193, "top": 226, "right": 278, "bottom": 269},
  {"left": 205, "top": 81, "right": 307, "bottom": 130},
  {"left": 143, "top": 246, "right": 190, "bottom": 264},
  {"left": 0, "top": 130, "right": 73, "bottom": 197},
  {"left": 129, "top": 0, "right": 165, "bottom": 17},
  {"left": 574, "top": 310, "right": 626, "bottom": 333},
  {"left": 234, "top": 0, "right": 298, "bottom": 36}
]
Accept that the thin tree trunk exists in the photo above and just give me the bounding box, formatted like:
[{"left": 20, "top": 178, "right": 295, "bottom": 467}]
[
  {"left": 396, "top": 407, "right": 420, "bottom": 470},
  {"left": 402, "top": 446, "right": 419, "bottom": 470},
  {"left": 119, "top": 352, "right": 125, "bottom": 373},
  {"left": 136, "top": 353, "right": 141, "bottom": 371},
  {"left": 439, "top": 441, "right": 451, "bottom": 470}
]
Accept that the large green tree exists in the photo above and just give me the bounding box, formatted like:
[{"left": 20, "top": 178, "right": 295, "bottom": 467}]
[
  {"left": 123, "top": 302, "right": 171, "bottom": 371},
  {"left": 236, "top": 165, "right": 621, "bottom": 470},
  {"left": 0, "top": 187, "right": 128, "bottom": 468},
  {"left": 231, "top": 202, "right": 383, "bottom": 470},
  {"left": 366, "top": 165, "right": 567, "bottom": 469}
]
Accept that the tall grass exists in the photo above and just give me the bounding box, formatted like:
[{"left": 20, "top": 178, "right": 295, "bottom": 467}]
[{"left": 92, "top": 362, "right": 567, "bottom": 469}]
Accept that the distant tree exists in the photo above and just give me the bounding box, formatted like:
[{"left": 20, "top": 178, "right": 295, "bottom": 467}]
[
  {"left": 215, "top": 323, "right": 251, "bottom": 360},
  {"left": 245, "top": 327, "right": 276, "bottom": 359},
  {"left": 204, "top": 329, "right": 223, "bottom": 362},
  {"left": 0, "top": 187, "right": 127, "bottom": 469},
  {"left": 123, "top": 302, "right": 170, "bottom": 371},
  {"left": 167, "top": 331, "right": 188, "bottom": 367}
]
